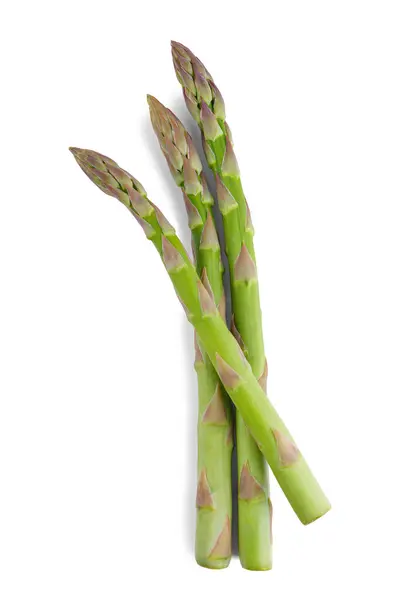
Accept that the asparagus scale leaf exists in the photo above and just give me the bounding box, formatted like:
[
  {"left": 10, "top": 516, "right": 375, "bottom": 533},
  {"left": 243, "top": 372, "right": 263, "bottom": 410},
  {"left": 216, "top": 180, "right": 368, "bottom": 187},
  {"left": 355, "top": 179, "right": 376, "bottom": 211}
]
[
  {"left": 70, "top": 148, "right": 331, "bottom": 526},
  {"left": 148, "top": 96, "right": 233, "bottom": 569}
]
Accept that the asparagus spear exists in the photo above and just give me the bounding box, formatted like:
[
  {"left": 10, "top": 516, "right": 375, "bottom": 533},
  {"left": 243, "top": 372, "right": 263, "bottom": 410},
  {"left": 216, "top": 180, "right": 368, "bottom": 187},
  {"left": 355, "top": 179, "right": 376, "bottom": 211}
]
[
  {"left": 171, "top": 41, "right": 272, "bottom": 569},
  {"left": 70, "top": 147, "right": 331, "bottom": 527},
  {"left": 147, "top": 96, "right": 232, "bottom": 569}
]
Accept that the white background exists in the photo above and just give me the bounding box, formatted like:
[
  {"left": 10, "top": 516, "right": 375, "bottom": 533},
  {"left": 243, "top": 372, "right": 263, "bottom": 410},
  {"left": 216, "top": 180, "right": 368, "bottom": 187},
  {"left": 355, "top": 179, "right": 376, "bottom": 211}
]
[{"left": 1, "top": 1, "right": 399, "bottom": 598}]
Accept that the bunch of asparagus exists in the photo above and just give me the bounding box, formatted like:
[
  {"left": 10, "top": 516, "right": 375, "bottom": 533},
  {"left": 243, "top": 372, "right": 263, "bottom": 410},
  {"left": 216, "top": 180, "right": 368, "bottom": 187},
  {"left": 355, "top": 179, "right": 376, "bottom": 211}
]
[{"left": 70, "top": 42, "right": 330, "bottom": 571}]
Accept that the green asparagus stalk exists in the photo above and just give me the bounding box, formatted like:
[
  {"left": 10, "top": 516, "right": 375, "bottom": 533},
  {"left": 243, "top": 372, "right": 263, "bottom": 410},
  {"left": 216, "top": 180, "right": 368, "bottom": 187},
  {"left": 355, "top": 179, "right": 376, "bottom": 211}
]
[
  {"left": 70, "top": 147, "right": 331, "bottom": 528},
  {"left": 147, "top": 95, "right": 232, "bottom": 569},
  {"left": 171, "top": 41, "right": 272, "bottom": 569}
]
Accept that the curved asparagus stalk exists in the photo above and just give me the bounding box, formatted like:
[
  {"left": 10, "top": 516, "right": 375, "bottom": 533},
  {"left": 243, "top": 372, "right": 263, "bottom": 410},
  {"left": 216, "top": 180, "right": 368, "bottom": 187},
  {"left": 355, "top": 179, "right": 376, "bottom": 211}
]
[
  {"left": 148, "top": 96, "right": 232, "bottom": 569},
  {"left": 171, "top": 41, "right": 272, "bottom": 569},
  {"left": 70, "top": 147, "right": 331, "bottom": 527}
]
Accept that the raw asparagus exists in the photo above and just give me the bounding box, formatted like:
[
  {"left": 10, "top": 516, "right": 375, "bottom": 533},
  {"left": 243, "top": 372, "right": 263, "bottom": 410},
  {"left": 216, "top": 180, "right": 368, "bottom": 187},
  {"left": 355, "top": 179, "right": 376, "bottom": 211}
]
[
  {"left": 171, "top": 41, "right": 271, "bottom": 569},
  {"left": 148, "top": 95, "right": 232, "bottom": 569},
  {"left": 70, "top": 147, "right": 331, "bottom": 526}
]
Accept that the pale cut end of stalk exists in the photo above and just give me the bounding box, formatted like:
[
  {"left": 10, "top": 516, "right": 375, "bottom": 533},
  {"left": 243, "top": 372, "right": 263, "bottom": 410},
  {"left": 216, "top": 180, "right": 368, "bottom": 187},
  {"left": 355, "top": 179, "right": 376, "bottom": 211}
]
[
  {"left": 196, "top": 469, "right": 214, "bottom": 509},
  {"left": 215, "top": 354, "right": 242, "bottom": 390},
  {"left": 272, "top": 429, "right": 300, "bottom": 467},
  {"left": 239, "top": 462, "right": 265, "bottom": 500},
  {"left": 202, "top": 382, "right": 228, "bottom": 425}
]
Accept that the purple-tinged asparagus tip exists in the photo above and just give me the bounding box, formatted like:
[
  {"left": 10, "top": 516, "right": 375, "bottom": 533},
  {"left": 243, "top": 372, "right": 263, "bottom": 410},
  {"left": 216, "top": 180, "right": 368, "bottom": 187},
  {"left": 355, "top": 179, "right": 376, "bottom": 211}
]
[{"left": 69, "top": 147, "right": 127, "bottom": 203}]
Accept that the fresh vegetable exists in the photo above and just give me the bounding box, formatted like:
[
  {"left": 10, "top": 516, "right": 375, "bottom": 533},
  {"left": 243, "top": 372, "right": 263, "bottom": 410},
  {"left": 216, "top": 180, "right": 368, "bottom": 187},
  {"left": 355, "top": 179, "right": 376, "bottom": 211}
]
[
  {"left": 70, "top": 147, "right": 331, "bottom": 526},
  {"left": 148, "top": 96, "right": 233, "bottom": 569},
  {"left": 171, "top": 41, "right": 272, "bottom": 569}
]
